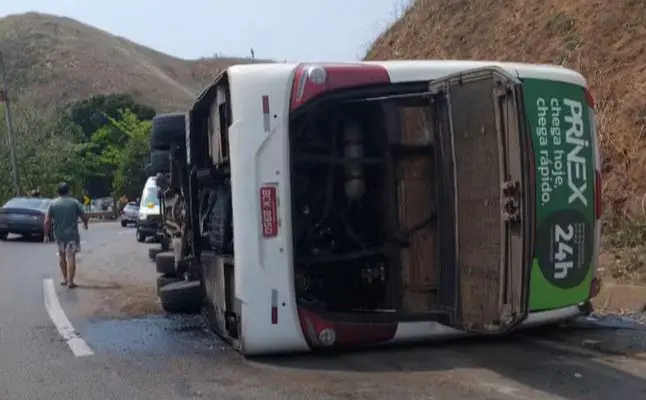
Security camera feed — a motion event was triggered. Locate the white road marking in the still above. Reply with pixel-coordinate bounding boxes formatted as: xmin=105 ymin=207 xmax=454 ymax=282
xmin=117 ymin=230 xmax=131 ymax=236
xmin=43 ymin=278 xmax=94 ymax=357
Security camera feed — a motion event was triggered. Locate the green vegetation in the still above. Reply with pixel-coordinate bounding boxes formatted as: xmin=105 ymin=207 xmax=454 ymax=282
xmin=0 ymin=11 xmax=269 ymax=205
xmin=0 ymin=93 xmax=154 ymax=204
xmin=80 ymin=108 xmax=153 ymax=200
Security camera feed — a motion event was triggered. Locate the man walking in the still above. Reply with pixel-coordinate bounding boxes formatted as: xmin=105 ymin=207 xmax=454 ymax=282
xmin=44 ymin=182 xmax=89 ymax=288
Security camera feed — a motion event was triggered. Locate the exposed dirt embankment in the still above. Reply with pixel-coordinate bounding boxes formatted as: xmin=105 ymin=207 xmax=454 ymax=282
xmin=366 ymin=0 xmax=646 ymax=281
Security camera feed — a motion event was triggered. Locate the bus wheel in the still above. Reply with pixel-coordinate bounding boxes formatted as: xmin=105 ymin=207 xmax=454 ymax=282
xmin=160 ymin=235 xmax=170 ymax=251
xmin=159 ymin=281 xmax=202 ymax=314
xmin=156 ymin=274 xmax=178 ymax=294
xmin=226 ymin=314 xmax=239 ymax=338
xmin=155 ymin=251 xmax=175 ymax=275
xmin=148 ymin=247 xmax=163 ymax=260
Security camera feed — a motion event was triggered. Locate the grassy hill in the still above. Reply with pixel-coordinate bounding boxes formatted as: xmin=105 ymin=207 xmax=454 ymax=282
xmin=0 ymin=12 xmax=266 ymax=112
xmin=366 ymin=0 xmax=646 ymax=278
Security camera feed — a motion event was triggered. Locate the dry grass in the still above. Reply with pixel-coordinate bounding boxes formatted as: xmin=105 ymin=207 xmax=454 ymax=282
xmin=0 ymin=12 xmax=268 ymax=112
xmin=366 ymin=0 xmax=646 ymax=281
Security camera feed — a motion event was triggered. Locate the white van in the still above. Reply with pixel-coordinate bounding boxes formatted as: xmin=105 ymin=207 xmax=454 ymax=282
xmin=156 ymin=60 xmax=602 ymax=355
xmin=136 ymin=176 xmax=161 ymax=242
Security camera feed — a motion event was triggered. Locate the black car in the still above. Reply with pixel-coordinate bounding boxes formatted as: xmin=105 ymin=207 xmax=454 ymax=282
xmin=0 ymin=197 xmax=53 ymax=241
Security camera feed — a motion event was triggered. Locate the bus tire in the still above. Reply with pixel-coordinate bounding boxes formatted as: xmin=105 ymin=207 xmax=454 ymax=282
xmin=148 ymin=247 xmax=163 ymax=260
xmin=155 ymin=251 xmax=175 ymax=275
xmin=150 ymin=150 xmax=170 ymax=174
xmin=156 ymin=274 xmax=178 ymax=294
xmin=159 ymin=281 xmax=202 ymax=314
xmin=150 ymin=113 xmax=186 ymax=150
xmin=160 ymin=235 xmax=170 ymax=251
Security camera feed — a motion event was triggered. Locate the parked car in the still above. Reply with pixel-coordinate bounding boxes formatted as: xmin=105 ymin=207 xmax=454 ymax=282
xmin=120 ymin=202 xmax=139 ymax=227
xmin=0 ymin=197 xmax=53 ymax=241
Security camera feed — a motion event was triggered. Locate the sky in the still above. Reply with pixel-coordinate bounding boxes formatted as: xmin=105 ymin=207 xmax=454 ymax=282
xmin=0 ymin=0 xmax=412 ymax=61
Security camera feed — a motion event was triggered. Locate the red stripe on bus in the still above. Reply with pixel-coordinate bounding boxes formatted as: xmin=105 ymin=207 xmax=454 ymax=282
xmin=262 ymin=95 xmax=270 ymax=114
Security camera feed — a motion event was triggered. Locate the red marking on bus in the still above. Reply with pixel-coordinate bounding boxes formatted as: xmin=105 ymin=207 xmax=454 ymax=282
xmin=262 ymin=95 xmax=270 ymax=114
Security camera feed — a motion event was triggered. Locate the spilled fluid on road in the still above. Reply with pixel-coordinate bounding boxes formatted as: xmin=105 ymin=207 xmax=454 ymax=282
xmin=80 ymin=314 xmax=229 ymax=356
xmin=78 ymin=311 xmax=646 ymax=361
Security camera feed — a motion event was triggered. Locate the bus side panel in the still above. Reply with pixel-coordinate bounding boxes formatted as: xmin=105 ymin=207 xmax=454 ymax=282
xmin=227 ymin=66 xmax=309 ymax=355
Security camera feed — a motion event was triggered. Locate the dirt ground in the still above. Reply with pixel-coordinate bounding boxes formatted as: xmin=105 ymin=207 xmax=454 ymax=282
xmin=593 ymin=281 xmax=646 ymax=315
xmin=594 ymin=249 xmax=646 ymax=314
xmin=66 ymin=224 xmax=163 ymax=320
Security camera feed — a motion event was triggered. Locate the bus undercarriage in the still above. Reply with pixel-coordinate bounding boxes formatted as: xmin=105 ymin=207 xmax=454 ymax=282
xmin=290 ymin=89 xmax=442 ymax=319
xmin=288 ymin=72 xmax=529 ymax=332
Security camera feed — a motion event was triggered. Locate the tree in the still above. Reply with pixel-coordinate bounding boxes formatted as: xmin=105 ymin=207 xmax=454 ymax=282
xmin=0 ymin=93 xmax=155 ymax=205
xmin=83 ymin=109 xmax=152 ymax=200
xmin=0 ymin=102 xmax=85 ymax=203
xmin=63 ymin=93 xmax=156 ymax=197
xmin=65 ymin=93 xmax=155 ymax=140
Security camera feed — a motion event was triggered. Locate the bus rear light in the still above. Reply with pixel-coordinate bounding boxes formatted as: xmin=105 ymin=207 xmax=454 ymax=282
xmin=318 ymin=328 xmax=336 ymax=347
xmin=595 ymin=170 xmax=602 ymax=220
xmin=305 ymin=65 xmax=327 ymax=85
xmin=587 ymin=86 xmax=601 ymax=221
xmin=584 ymin=87 xmax=595 ymax=110
xmin=297 ymin=307 xmax=397 ymax=348
xmin=271 ymin=307 xmax=278 ymax=325
xmin=271 ymin=288 xmax=278 ymax=324
xmin=289 ymin=63 xmax=390 ymax=110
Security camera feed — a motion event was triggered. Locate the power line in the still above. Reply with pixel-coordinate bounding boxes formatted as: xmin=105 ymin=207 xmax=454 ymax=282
xmin=0 ymin=50 xmax=21 ymax=196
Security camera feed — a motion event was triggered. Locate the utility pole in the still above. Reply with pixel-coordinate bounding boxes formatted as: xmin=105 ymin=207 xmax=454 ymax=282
xmin=0 ymin=50 xmax=21 ymax=196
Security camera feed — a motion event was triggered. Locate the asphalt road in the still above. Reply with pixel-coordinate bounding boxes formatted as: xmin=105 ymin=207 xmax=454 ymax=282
xmin=1 ymin=222 xmax=646 ymax=400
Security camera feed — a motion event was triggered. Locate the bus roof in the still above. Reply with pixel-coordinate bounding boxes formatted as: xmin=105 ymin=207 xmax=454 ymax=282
xmin=224 ymin=60 xmax=586 ymax=87
xmin=189 ymin=60 xmax=587 ymax=115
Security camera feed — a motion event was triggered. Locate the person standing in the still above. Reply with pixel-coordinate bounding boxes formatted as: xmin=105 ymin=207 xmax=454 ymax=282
xmin=44 ymin=182 xmax=89 ymax=288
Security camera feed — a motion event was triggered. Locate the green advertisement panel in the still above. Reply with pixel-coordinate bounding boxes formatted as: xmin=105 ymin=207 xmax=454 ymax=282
xmin=522 ymin=79 xmax=595 ymax=311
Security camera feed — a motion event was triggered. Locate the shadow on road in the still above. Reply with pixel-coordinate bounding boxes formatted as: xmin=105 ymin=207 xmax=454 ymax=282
xmin=74 ymin=283 xmax=123 ymax=290
xmin=531 ymin=323 xmax=646 ymax=361
xmin=250 ymin=331 xmax=646 ymax=399
xmin=1 ymin=234 xmax=44 ymax=243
